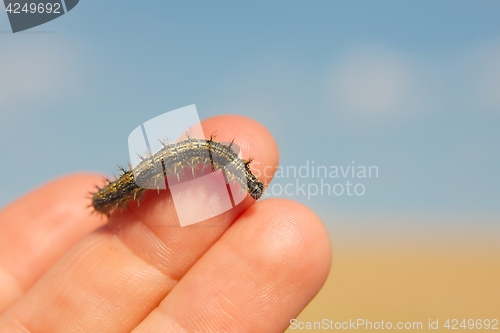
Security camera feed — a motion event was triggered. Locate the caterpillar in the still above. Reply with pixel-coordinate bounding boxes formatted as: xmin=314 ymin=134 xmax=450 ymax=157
xmin=91 ymin=135 xmax=264 ymax=215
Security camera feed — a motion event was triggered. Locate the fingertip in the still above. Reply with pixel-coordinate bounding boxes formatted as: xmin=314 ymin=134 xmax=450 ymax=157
xmin=201 ymin=115 xmax=280 ymax=185
xmin=242 ymin=198 xmax=332 ymax=291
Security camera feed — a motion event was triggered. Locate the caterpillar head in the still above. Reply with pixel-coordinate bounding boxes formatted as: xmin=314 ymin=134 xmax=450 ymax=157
xmin=248 ymin=179 xmax=264 ymax=200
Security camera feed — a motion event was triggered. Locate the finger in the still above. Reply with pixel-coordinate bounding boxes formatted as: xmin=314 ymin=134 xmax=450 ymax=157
xmin=0 ymin=173 xmax=107 ymax=312
xmin=133 ymin=199 xmax=332 ymax=333
xmin=0 ymin=115 xmax=279 ymax=332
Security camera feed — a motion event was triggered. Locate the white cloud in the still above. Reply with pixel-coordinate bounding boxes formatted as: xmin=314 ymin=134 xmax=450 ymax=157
xmin=326 ymin=45 xmax=419 ymax=122
xmin=0 ymin=36 xmax=81 ymax=114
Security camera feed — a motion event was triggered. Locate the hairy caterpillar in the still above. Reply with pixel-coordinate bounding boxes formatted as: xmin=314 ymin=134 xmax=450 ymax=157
xmin=91 ymin=135 xmax=264 ymax=215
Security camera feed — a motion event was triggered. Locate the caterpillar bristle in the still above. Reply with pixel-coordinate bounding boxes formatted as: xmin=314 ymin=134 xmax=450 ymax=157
xmin=159 ymin=139 xmax=169 ymax=148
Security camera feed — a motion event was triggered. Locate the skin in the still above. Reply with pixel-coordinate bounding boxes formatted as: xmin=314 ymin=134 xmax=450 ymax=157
xmin=0 ymin=115 xmax=331 ymax=333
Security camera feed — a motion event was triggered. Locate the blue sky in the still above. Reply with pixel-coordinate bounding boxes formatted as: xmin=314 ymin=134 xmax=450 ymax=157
xmin=1 ymin=1 xmax=499 ymax=226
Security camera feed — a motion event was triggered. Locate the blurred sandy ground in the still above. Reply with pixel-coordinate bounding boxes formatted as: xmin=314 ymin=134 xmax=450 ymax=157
xmin=286 ymin=215 xmax=500 ymax=332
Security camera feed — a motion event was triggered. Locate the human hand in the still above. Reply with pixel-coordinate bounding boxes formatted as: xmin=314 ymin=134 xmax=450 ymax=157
xmin=0 ymin=115 xmax=331 ymax=332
